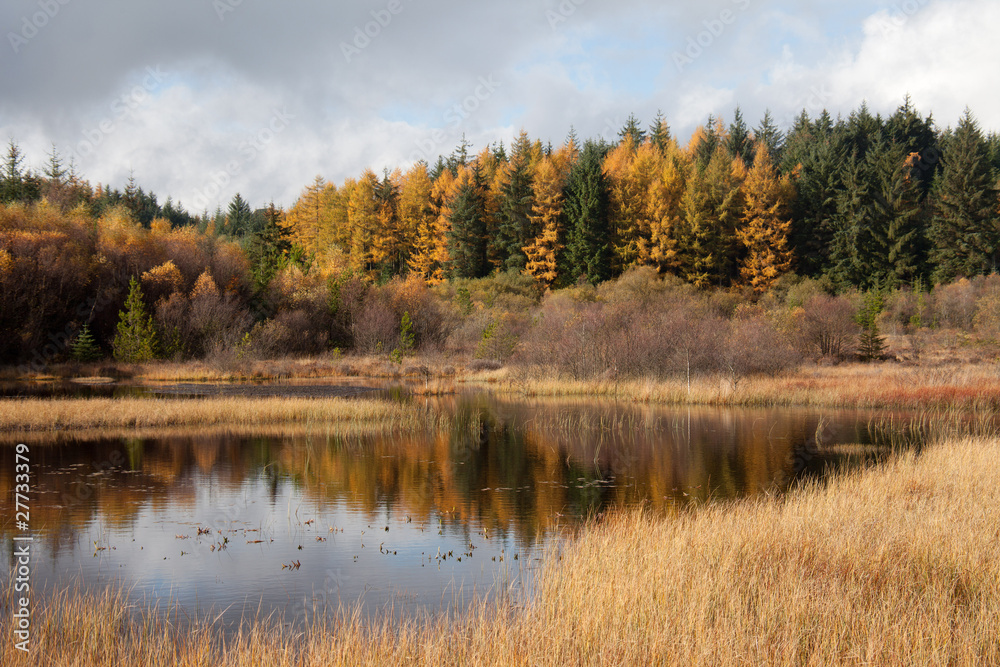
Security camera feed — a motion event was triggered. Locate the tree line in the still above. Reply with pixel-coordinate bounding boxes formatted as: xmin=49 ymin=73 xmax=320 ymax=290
xmin=284 ymin=98 xmax=1000 ymax=293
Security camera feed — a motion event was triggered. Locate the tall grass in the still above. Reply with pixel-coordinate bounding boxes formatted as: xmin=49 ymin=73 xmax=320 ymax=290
xmin=0 ymin=396 xmax=444 ymax=437
xmin=486 ymin=362 xmax=1000 ymax=410
xmin=3 ymin=434 xmax=998 ymax=665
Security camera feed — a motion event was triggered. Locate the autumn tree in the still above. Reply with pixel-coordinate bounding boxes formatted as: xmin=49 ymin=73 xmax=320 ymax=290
xmin=677 ymin=146 xmax=744 ymax=286
xmin=347 ymin=169 xmax=380 ymax=278
xmin=523 ymin=157 xmax=565 ymax=287
xmin=736 ymin=143 xmax=794 ymax=293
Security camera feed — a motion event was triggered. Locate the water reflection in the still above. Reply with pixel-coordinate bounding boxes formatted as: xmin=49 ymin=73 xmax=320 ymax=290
xmin=0 ymin=393 xmax=903 ymax=627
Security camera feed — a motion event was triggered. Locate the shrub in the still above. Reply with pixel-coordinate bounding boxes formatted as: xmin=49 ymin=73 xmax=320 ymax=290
xmin=796 ymin=294 xmax=859 ymax=360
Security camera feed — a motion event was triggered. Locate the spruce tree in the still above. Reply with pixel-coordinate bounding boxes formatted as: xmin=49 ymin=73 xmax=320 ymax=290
xmin=726 ymin=106 xmax=754 ymax=166
xmin=648 ymin=110 xmax=671 ymax=155
xmin=928 ymin=109 xmax=999 ymax=282
xmin=113 ymin=277 xmax=158 ymax=363
xmin=226 ymin=192 xmax=253 ymax=237
xmin=495 ymin=133 xmax=535 ymax=271
xmin=753 ymin=110 xmax=785 ymax=164
xmin=857 ymin=289 xmax=886 ymax=361
xmin=618 ymin=113 xmax=645 ymax=149
xmin=446 ymin=165 xmax=489 ymax=279
xmin=246 ymin=202 xmax=292 ymax=293
xmin=70 ymin=324 xmax=101 ymax=362
xmin=560 ymin=140 xmax=612 ymax=285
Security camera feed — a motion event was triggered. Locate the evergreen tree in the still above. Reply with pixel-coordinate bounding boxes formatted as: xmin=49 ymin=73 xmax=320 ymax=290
xmin=246 ymin=202 xmax=292 ymax=293
xmin=618 ymin=113 xmax=646 ymax=149
xmin=113 ymin=277 xmax=158 ymax=363
xmin=446 ymin=164 xmax=489 ymax=279
xmin=70 ymin=324 xmax=101 ymax=362
xmin=226 ymin=192 xmax=253 ymax=237
xmin=928 ymin=110 xmax=999 ymax=282
xmin=829 ymin=140 xmax=924 ymax=289
xmin=494 ymin=131 xmax=536 ymax=271
xmin=726 ymin=106 xmax=754 ymax=165
xmin=560 ymin=140 xmax=613 ymax=285
xmin=788 ymin=134 xmax=847 ymax=276
xmin=0 ymin=140 xmax=25 ymax=203
xmin=753 ymin=110 xmax=784 ymax=164
xmin=857 ymin=289 xmax=887 ymax=361
xmin=648 ymin=110 xmax=671 ymax=155
xmin=885 ymin=95 xmax=939 ymax=195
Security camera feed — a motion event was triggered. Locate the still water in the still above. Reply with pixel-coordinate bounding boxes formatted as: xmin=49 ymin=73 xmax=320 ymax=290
xmin=0 ymin=389 xmax=910 ymax=627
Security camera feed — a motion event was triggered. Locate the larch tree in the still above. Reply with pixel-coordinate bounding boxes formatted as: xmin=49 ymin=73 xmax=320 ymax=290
xmin=347 ymin=169 xmax=380 ymax=278
xmin=648 ymin=141 xmax=690 ymax=274
xmin=399 ymin=162 xmax=435 ymax=277
xmin=736 ymin=143 xmax=794 ymax=293
xmin=523 ymin=157 xmax=565 ymax=288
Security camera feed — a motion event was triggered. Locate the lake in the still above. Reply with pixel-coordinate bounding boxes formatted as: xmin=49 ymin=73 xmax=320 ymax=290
xmin=0 ymin=386 xmax=911 ymax=629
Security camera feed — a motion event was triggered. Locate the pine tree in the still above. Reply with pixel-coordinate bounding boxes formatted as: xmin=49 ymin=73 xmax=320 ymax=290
xmin=523 ymin=158 xmax=565 ymax=287
xmin=928 ymin=109 xmax=999 ymax=282
xmin=113 ymin=277 xmax=158 ymax=363
xmin=446 ymin=164 xmax=489 ymax=279
xmin=736 ymin=143 xmax=794 ymax=293
xmin=561 ymin=140 xmax=612 ymax=285
xmin=70 ymin=324 xmax=101 ymax=362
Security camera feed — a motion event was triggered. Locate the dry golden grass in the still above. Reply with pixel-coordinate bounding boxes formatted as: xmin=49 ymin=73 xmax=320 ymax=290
xmin=483 ymin=362 xmax=1000 ymax=410
xmin=3 ymin=435 xmax=998 ymax=666
xmin=0 ymin=396 xmax=441 ymax=438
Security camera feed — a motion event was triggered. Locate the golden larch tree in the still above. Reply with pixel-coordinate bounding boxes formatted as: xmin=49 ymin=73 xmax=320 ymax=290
xmin=736 ymin=142 xmax=794 ymax=293
xmin=523 ymin=157 xmax=565 ymax=287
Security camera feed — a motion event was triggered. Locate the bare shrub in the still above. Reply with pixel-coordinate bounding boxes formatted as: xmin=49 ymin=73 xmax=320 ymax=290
xmin=353 ymin=291 xmax=398 ymax=355
xmin=932 ymin=278 xmax=976 ymax=330
xmin=973 ymin=282 xmax=1000 ymax=343
xmin=796 ymin=294 xmax=860 ymax=360
xmin=721 ymin=315 xmax=800 ymax=388
xmin=467 ymin=359 xmax=503 ymax=372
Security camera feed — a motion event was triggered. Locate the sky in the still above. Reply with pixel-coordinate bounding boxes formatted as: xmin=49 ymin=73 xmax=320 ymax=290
xmin=2 ymin=0 xmax=999 ymax=213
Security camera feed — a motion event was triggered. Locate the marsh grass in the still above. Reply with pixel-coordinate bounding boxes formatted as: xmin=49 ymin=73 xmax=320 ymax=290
xmin=3 ymin=434 xmax=998 ymax=665
xmin=0 ymin=396 xmax=445 ymax=440
xmin=481 ymin=362 xmax=1000 ymax=410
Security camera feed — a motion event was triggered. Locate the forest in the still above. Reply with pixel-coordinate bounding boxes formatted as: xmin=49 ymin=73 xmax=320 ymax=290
xmin=3 ymin=97 xmax=1000 ymax=374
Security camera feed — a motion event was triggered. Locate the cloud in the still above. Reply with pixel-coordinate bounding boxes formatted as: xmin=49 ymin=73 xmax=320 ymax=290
xmin=0 ymin=0 xmax=996 ymax=211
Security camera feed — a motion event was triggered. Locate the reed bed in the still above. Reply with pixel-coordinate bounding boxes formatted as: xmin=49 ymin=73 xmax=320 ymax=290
xmin=3 ymin=434 xmax=998 ymax=665
xmin=0 ymin=396 xmax=441 ymax=436
xmin=486 ymin=362 xmax=1000 ymax=410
